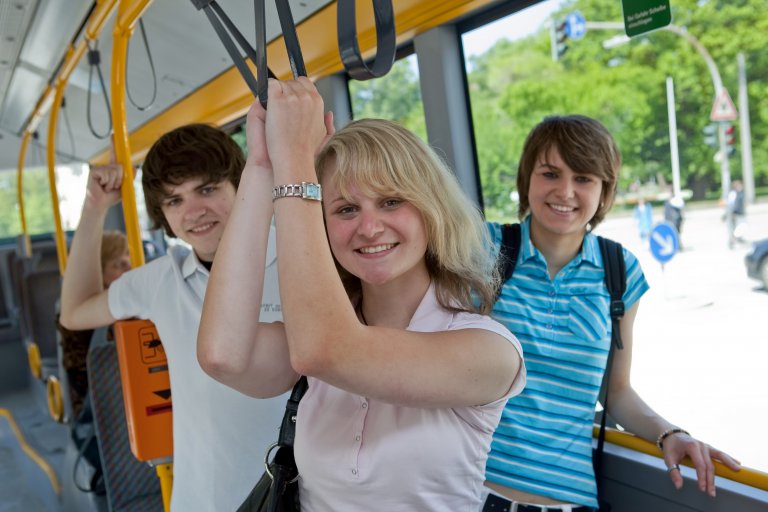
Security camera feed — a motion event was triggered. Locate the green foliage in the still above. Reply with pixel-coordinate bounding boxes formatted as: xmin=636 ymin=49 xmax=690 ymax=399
xmin=0 ymin=168 xmax=55 ymax=238
xmin=349 ymin=56 xmax=427 ymax=141
xmin=467 ymin=0 xmax=768 ymax=220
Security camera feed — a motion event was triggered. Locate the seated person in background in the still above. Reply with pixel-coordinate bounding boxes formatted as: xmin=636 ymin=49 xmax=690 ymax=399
xmin=56 ymin=229 xmax=130 ymax=419
xmin=60 ymin=124 xmax=286 ymax=511
xmin=484 ymin=115 xmax=741 ymax=512
xmin=197 ymin=77 xmax=526 ymax=511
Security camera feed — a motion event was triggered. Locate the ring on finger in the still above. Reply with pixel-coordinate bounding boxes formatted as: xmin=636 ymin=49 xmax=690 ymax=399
xmin=667 ymin=464 xmax=681 ymax=473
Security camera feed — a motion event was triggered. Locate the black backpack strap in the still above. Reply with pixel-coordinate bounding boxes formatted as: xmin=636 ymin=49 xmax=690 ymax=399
xmin=598 ymin=237 xmax=626 ymax=350
xmin=494 ymin=223 xmax=521 ymax=303
xmin=594 ymin=236 xmax=627 ymax=511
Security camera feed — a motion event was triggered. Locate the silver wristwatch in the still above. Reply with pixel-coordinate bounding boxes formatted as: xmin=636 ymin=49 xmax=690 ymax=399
xmin=272 ymin=182 xmax=322 ymax=202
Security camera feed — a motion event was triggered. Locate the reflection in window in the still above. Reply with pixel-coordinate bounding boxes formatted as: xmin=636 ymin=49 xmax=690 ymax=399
xmin=348 ymin=54 xmax=427 ymax=141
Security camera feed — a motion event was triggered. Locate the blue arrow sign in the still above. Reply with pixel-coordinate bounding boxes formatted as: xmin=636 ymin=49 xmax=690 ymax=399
xmin=649 ymin=222 xmax=679 ymax=264
xmin=565 ymin=11 xmax=587 ymax=40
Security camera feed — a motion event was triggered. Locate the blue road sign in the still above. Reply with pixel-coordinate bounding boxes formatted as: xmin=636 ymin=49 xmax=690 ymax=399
xmin=565 ymin=11 xmax=587 ymax=40
xmin=649 ymin=222 xmax=679 ymax=264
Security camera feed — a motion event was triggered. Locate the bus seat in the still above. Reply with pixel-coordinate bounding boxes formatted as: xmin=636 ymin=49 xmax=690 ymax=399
xmin=0 ymin=246 xmax=17 ymax=330
xmin=87 ymin=341 xmax=164 ymax=511
xmin=21 ymin=269 xmax=61 ymax=378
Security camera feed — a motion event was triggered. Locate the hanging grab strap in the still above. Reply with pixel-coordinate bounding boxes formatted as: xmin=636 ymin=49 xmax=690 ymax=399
xmin=86 ymin=41 xmax=113 ymax=140
xmin=337 ymin=0 xmax=396 ymax=80
xmin=191 ymin=0 xmax=305 ymax=107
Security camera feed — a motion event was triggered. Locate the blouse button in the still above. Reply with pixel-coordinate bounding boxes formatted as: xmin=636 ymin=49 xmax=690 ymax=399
xmin=352 ymin=469 xmax=358 ymax=475
xmin=361 ymin=402 xmax=368 ymax=409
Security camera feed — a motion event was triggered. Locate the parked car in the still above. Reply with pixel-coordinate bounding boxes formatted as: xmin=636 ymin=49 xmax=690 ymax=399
xmin=745 ymin=238 xmax=768 ymax=289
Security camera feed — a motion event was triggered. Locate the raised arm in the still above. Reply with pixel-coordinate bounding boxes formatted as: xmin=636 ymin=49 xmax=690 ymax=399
xmin=265 ymin=78 xmax=521 ymax=408
xmin=197 ymin=101 xmax=297 ymax=398
xmin=59 ymin=165 xmax=121 ymax=330
xmin=606 ymin=301 xmax=741 ymax=496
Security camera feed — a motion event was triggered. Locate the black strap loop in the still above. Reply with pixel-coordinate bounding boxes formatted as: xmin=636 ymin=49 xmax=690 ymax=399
xmin=126 ymin=18 xmax=158 ymax=112
xmin=337 ymin=0 xmax=396 ymax=80
xmin=86 ymin=41 xmax=113 ymax=140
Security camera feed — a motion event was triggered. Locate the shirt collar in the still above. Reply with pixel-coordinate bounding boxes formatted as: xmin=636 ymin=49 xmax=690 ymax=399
xmin=181 ymin=248 xmax=208 ymax=279
xmin=519 ymin=216 xmax=601 ymax=269
xmin=180 ymin=224 xmax=279 ymax=280
xmin=407 ymin=282 xmax=453 ymax=332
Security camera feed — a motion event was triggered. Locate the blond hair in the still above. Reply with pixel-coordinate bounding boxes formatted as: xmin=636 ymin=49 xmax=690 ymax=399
xmin=315 ymin=119 xmax=498 ymax=314
xmin=101 ymin=230 xmax=128 ymax=271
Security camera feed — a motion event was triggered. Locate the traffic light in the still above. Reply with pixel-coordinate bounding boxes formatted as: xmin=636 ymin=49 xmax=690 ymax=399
xmin=724 ymin=124 xmax=736 ymax=156
xmin=702 ymin=123 xmax=718 ymax=148
xmin=551 ymin=19 xmax=568 ymax=61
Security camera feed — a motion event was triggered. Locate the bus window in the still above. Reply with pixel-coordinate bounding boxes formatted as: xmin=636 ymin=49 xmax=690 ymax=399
xmin=462 ymin=0 xmax=768 ymax=472
xmin=348 ymin=54 xmax=427 ymax=141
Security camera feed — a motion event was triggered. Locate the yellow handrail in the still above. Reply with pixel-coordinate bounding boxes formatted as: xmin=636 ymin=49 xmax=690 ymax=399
xmin=593 ymin=426 xmax=768 ymax=491
xmin=16 ymin=131 xmax=32 ymax=256
xmin=16 ymin=0 xmax=118 ymax=262
xmin=111 ymin=0 xmax=154 ymax=269
xmin=0 ymin=408 xmax=61 ymax=494
xmin=46 ymin=64 xmax=71 ymax=275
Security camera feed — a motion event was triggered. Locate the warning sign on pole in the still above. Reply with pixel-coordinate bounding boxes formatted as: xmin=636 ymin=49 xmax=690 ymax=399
xmin=710 ymin=88 xmax=738 ymax=122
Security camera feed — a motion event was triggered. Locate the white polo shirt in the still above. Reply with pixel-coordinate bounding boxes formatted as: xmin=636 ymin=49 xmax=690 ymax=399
xmin=108 ymin=227 xmax=286 ymax=512
xmin=294 ymin=283 xmax=526 ymax=512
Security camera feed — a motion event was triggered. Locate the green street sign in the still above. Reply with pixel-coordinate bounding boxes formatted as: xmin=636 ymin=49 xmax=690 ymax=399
xmin=622 ymin=0 xmax=672 ymax=37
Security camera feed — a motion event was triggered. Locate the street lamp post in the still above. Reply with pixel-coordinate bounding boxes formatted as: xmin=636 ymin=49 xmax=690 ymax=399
xmin=589 ymin=21 xmax=737 ymax=200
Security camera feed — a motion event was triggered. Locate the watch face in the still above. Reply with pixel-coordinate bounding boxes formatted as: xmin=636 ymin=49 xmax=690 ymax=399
xmin=305 ymin=183 xmax=322 ymax=201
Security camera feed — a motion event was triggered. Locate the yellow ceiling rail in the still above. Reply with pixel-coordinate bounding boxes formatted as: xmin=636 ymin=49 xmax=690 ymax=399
xmin=86 ymin=0 xmax=120 ymax=39
xmin=593 ymin=426 xmax=768 ymax=491
xmin=111 ymin=0 xmax=153 ymax=268
xmin=91 ymin=0 xmax=498 ymax=165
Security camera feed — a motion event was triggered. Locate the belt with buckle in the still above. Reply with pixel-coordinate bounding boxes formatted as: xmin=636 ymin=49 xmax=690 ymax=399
xmin=482 ymin=493 xmax=593 ymax=512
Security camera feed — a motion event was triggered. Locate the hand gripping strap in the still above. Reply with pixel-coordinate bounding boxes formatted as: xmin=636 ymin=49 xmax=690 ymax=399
xmin=337 ymin=0 xmax=396 ymax=80
xmin=191 ymin=0 xmax=302 ymax=107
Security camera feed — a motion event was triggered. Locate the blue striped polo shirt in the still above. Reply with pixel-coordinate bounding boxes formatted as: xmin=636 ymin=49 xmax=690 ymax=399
xmin=485 ymin=217 xmax=649 ymax=508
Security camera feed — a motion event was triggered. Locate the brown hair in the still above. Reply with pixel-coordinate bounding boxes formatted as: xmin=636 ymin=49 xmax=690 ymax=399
xmin=100 ymin=230 xmax=128 ymax=270
xmin=315 ymin=119 xmax=498 ymax=315
xmin=517 ymin=115 xmax=621 ymax=228
xmin=141 ymin=124 xmax=244 ymax=237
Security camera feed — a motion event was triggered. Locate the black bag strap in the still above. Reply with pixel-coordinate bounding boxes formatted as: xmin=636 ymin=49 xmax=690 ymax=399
xmin=277 ymin=376 xmax=308 ymax=448
xmin=337 ymin=0 xmax=396 ymax=80
xmin=494 ymin=223 xmax=521 ymax=303
xmin=191 ymin=0 xmax=303 ymax=107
